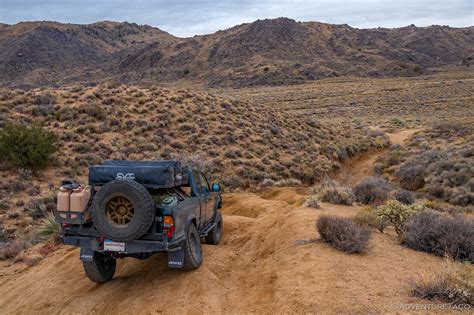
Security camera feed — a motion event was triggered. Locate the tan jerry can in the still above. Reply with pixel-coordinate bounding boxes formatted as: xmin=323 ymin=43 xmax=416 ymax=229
xmin=57 ymin=187 xmax=71 ymax=220
xmin=70 ymin=186 xmax=91 ymax=218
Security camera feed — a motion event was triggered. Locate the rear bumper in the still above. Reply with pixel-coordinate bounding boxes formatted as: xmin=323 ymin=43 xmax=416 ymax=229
xmin=62 ymin=234 xmax=185 ymax=260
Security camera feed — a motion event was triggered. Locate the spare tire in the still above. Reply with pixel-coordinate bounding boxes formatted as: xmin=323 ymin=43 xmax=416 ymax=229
xmin=91 ymin=180 xmax=154 ymax=242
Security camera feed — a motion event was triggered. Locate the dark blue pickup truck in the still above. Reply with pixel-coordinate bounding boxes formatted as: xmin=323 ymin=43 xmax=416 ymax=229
xmin=55 ymin=160 xmax=223 ymax=283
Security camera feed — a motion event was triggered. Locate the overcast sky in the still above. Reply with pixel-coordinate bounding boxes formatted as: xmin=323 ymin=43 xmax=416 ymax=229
xmin=0 ymin=0 xmax=472 ymax=37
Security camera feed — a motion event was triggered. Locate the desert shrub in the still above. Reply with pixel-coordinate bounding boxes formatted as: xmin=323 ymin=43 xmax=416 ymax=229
xmin=353 ymin=177 xmax=390 ymax=205
xmin=316 ymin=215 xmax=371 ymax=254
xmin=393 ymin=189 xmax=414 ymax=205
xmin=376 ymin=200 xmax=425 ymax=235
xmin=34 ymin=92 xmax=56 ymax=106
xmin=274 ymin=178 xmax=302 ymax=187
xmin=39 ymin=214 xmax=61 ymax=242
xmin=317 ymin=180 xmax=353 ymax=205
xmin=354 ymin=206 xmax=387 ymax=232
xmin=0 ymin=124 xmax=56 ymax=172
xmin=0 ymin=239 xmax=30 ymax=260
xmin=397 ymin=163 xmax=425 ymax=190
xmin=303 ymin=196 xmax=320 ymax=209
xmin=402 ymin=211 xmax=474 ymax=262
xmin=25 ymin=196 xmax=56 ymax=220
xmin=410 ymin=259 xmax=473 ymax=305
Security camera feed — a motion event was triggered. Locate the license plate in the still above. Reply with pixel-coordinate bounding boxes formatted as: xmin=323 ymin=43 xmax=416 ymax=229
xmin=104 ymin=240 xmax=125 ymax=252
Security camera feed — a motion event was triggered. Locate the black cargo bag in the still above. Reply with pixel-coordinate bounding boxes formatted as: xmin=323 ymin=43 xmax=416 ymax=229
xmin=88 ymin=160 xmax=188 ymax=188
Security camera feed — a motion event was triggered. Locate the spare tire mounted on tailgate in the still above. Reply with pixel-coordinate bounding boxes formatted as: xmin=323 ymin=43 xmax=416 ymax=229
xmin=92 ymin=180 xmax=154 ymax=241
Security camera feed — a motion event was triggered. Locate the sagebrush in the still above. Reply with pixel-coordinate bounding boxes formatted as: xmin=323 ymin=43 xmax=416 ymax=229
xmin=316 ymin=215 xmax=371 ymax=254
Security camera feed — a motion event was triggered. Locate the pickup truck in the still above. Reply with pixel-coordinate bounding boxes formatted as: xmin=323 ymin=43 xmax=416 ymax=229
xmin=55 ymin=160 xmax=223 ymax=283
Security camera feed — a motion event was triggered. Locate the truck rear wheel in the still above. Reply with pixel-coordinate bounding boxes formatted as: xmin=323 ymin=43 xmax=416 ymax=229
xmin=182 ymin=222 xmax=202 ymax=270
xmin=83 ymin=252 xmax=116 ymax=283
xmin=91 ymin=180 xmax=154 ymax=242
xmin=205 ymin=211 xmax=223 ymax=245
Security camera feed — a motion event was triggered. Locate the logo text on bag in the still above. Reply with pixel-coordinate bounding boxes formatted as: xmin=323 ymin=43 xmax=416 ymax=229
xmin=116 ymin=173 xmax=136 ymax=180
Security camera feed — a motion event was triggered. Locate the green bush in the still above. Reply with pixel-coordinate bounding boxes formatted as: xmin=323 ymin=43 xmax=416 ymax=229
xmin=0 ymin=124 xmax=56 ymax=172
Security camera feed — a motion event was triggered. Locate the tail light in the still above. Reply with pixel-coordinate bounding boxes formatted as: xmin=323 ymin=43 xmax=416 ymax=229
xmin=163 ymin=216 xmax=175 ymax=238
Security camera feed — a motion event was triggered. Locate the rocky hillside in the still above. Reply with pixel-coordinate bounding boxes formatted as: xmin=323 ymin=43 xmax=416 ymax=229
xmin=0 ymin=18 xmax=472 ymax=88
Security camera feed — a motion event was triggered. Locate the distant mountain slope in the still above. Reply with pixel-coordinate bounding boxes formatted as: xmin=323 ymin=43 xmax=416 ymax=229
xmin=0 ymin=21 xmax=177 ymax=86
xmin=0 ymin=18 xmax=472 ymax=87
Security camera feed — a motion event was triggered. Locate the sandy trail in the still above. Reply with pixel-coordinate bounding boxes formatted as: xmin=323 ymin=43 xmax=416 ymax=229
xmin=336 ymin=128 xmax=421 ymax=186
xmin=1 ymin=129 xmax=447 ymax=314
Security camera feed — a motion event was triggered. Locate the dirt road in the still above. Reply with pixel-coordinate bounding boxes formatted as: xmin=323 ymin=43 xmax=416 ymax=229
xmin=1 ymin=129 xmax=446 ymax=314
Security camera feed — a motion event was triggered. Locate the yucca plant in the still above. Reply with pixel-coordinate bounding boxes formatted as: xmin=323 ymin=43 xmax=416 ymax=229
xmin=39 ymin=213 xmax=61 ymax=242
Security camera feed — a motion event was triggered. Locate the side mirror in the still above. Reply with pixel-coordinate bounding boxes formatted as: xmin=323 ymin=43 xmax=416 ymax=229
xmin=212 ymin=182 xmax=220 ymax=192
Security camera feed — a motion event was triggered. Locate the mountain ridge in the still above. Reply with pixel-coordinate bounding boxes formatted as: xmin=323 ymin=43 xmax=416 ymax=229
xmin=0 ymin=17 xmax=472 ymax=88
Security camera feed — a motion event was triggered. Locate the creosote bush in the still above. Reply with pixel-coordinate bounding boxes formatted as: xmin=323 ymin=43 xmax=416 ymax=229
xmin=353 ymin=176 xmax=390 ymax=205
xmin=402 ymin=210 xmax=473 ymax=262
xmin=0 ymin=124 xmax=56 ymax=172
xmin=316 ymin=215 xmax=371 ymax=254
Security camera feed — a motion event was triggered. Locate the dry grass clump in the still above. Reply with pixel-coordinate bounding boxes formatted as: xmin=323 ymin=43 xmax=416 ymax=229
xmin=316 ymin=215 xmax=371 ymax=254
xmin=303 ymin=196 xmax=321 ymax=209
xmin=354 ymin=206 xmax=387 ymax=232
xmin=411 ymin=259 xmax=473 ymax=306
xmin=402 ymin=210 xmax=473 ymax=262
xmin=353 ymin=177 xmax=391 ymax=205
xmin=316 ymin=179 xmax=353 ymax=205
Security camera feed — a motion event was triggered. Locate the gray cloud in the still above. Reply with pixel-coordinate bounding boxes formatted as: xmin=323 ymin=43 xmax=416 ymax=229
xmin=0 ymin=0 xmax=472 ymax=37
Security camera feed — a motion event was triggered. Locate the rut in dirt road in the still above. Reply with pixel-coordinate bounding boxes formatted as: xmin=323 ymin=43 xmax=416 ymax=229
xmin=1 ymin=129 xmax=445 ymax=314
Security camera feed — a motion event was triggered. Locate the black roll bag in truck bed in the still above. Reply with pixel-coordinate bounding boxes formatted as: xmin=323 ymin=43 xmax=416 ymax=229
xmin=88 ymin=160 xmax=189 ymax=188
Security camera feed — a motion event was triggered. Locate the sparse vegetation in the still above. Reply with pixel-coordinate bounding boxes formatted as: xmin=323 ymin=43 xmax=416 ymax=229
xmin=316 ymin=215 xmax=371 ymax=254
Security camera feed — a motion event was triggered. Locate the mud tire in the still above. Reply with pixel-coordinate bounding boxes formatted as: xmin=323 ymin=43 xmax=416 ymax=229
xmin=83 ymin=252 xmax=116 ymax=283
xmin=182 ymin=222 xmax=203 ymax=270
xmin=205 ymin=211 xmax=223 ymax=245
xmin=92 ymin=180 xmax=154 ymax=242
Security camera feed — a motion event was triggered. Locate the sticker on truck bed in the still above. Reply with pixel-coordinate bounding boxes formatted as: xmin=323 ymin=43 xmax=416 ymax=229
xmin=104 ymin=240 xmax=126 ymax=252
